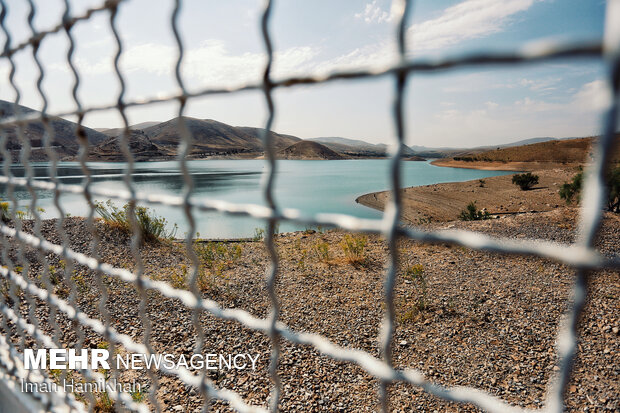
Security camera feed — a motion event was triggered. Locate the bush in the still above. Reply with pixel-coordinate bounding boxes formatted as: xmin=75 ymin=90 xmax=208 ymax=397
xmin=559 ymin=171 xmax=583 ymax=204
xmin=312 ymin=240 xmax=330 ymax=263
xmin=560 ymin=167 xmax=620 ymax=212
xmin=94 ymin=200 xmax=177 ymax=243
xmin=512 ymin=172 xmax=539 ymax=190
xmin=459 ymin=202 xmax=491 ymax=221
xmin=195 ymin=242 xmax=242 ymax=291
xmin=0 ymin=201 xmax=9 ymax=222
xmin=340 ymin=234 xmax=368 ymax=266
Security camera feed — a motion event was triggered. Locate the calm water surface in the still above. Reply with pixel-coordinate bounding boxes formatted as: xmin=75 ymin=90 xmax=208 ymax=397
xmin=3 ymin=160 xmax=513 ymax=238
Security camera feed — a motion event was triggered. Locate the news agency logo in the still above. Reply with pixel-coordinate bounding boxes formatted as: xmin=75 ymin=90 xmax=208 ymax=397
xmin=23 ymin=349 xmax=260 ymax=371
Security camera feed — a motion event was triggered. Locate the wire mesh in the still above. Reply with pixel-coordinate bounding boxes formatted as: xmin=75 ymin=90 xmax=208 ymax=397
xmin=0 ymin=0 xmax=618 ymax=412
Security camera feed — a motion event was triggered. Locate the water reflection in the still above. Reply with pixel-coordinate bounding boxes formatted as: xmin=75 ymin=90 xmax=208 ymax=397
xmin=1 ymin=160 xmax=512 ymax=238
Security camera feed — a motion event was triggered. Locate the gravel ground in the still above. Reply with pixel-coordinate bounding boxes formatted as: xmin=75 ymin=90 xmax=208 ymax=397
xmin=0 ymin=207 xmax=618 ymax=412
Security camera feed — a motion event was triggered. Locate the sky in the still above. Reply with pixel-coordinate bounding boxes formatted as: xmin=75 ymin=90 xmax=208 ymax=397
xmin=0 ymin=0 xmax=611 ymax=148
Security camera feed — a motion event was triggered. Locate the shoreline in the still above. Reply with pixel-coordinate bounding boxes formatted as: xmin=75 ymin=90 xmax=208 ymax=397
xmin=429 ymin=159 xmax=580 ymax=171
xmin=357 ymin=162 xmax=580 ymax=223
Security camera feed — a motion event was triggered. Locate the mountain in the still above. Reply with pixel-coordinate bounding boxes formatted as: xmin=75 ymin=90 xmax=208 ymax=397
xmin=140 ymin=117 xmax=264 ymax=156
xmin=88 ymin=130 xmax=163 ymax=161
xmin=309 ymin=137 xmax=417 ymax=157
xmin=435 ymin=135 xmax=620 ymax=167
xmin=276 ymin=141 xmax=345 ymax=160
xmin=408 ymin=137 xmax=564 ymax=158
xmin=98 ymin=121 xmax=169 ymax=138
xmin=0 ymin=100 xmax=108 ymax=161
xmin=130 ymin=121 xmax=160 ymax=130
xmin=235 ymin=127 xmax=301 ymax=149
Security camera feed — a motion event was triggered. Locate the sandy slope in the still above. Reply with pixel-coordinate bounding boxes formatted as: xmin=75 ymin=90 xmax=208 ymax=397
xmin=429 ymin=159 xmax=578 ymax=171
xmin=356 ymin=167 xmax=578 ymax=223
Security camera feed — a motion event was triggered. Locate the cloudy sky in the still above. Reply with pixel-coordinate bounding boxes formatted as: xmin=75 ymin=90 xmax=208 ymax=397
xmin=0 ymin=0 xmax=609 ymax=147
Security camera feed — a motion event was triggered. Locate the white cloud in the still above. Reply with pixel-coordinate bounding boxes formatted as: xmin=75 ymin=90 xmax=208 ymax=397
xmin=514 ymin=96 xmax=561 ymax=112
xmin=571 ymin=79 xmax=611 ymax=112
xmin=414 ymin=77 xmax=605 ymax=147
xmin=435 ymin=109 xmax=461 ymax=120
xmin=355 ymin=1 xmax=394 ymax=24
xmin=46 ymin=0 xmax=540 ymax=89
xmin=408 ymin=0 xmax=534 ymax=51
xmin=514 ymin=79 xmax=610 ymax=114
xmin=518 ymin=77 xmax=560 ymax=92
xmin=312 ymin=42 xmax=397 ymax=74
xmin=51 ymin=40 xmax=320 ymax=87
xmin=327 ymin=0 xmax=536 ymax=74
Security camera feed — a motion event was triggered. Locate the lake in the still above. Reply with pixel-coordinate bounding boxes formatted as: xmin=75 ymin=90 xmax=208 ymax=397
xmin=2 ymin=160 xmax=513 ymax=238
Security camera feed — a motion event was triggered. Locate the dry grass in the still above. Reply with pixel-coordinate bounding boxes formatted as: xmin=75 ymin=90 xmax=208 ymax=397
xmin=455 ymin=135 xmax=620 ymax=164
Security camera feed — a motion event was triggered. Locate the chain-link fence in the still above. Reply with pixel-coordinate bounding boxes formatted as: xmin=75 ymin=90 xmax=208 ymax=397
xmin=0 ymin=0 xmax=618 ymax=412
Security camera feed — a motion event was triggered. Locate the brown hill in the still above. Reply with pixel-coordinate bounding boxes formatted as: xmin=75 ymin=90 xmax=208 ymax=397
xmin=88 ymin=130 xmax=163 ymax=161
xmin=433 ymin=136 xmax=620 ymax=170
xmin=139 ymin=117 xmax=301 ymax=157
xmin=310 ymin=137 xmax=418 ymax=158
xmin=142 ymin=117 xmax=261 ymax=156
xmin=236 ymin=127 xmax=301 ymax=149
xmin=277 ymin=141 xmax=345 ymax=160
xmin=405 ymin=155 xmax=427 ymax=161
xmin=0 ymin=100 xmax=108 ymax=161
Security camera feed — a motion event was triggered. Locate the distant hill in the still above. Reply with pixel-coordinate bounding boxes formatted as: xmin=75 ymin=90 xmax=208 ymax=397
xmin=6 ymin=99 xmax=604 ymax=163
xmin=130 ymin=121 xmax=160 ymax=130
xmin=434 ymin=135 xmax=620 ymax=169
xmin=88 ymin=130 xmax=162 ymax=161
xmin=309 ymin=137 xmax=417 ymax=157
xmin=408 ymin=137 xmax=565 ymax=158
xmin=97 ymin=122 xmax=161 ymax=136
xmin=0 ymin=100 xmax=108 ymax=161
xmin=141 ymin=117 xmax=264 ymax=156
xmin=277 ymin=141 xmax=345 ymax=160
xmin=453 ymin=137 xmax=594 ymax=163
xmin=235 ymin=127 xmax=301 ymax=149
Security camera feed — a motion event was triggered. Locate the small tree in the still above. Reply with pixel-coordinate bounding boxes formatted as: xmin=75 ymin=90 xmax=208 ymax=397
xmin=559 ymin=171 xmax=583 ymax=204
xmin=512 ymin=172 xmax=539 ymax=190
xmin=608 ymin=167 xmax=620 ymax=212
xmin=459 ymin=201 xmax=491 ymax=221
xmin=559 ymin=167 xmax=620 ymax=213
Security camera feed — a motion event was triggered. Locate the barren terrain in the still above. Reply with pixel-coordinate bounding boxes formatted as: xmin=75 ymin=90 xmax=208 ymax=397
xmin=1 ymin=210 xmax=618 ymax=412
xmin=357 ymin=168 xmax=577 ymax=223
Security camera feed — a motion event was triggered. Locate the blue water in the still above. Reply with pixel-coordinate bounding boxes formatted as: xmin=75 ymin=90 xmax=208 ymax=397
xmin=3 ymin=160 xmax=513 ymax=238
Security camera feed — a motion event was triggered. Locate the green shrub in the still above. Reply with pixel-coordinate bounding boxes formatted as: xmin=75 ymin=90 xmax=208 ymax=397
xmin=94 ymin=200 xmax=177 ymax=243
xmin=511 ymin=172 xmax=539 ymax=190
xmin=609 ymin=167 xmax=620 ymax=212
xmin=253 ymin=227 xmax=265 ymax=241
xmin=195 ymin=242 xmax=242 ymax=291
xmin=312 ymin=240 xmax=330 ymax=263
xmin=404 ymin=264 xmax=424 ymax=281
xmin=559 ymin=171 xmax=583 ymax=204
xmin=459 ymin=202 xmax=491 ymax=221
xmin=560 ymin=167 xmax=620 ymax=212
xmin=340 ymin=234 xmax=368 ymax=266
xmin=0 ymin=201 xmax=9 ymax=222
